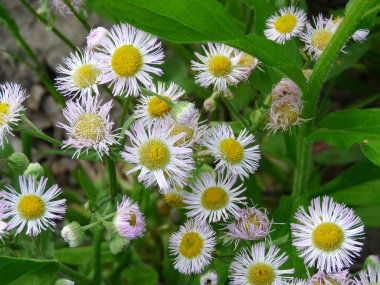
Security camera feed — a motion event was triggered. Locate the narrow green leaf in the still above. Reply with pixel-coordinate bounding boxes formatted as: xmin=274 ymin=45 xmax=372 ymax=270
xmin=73 ymin=167 xmax=98 ymax=201
xmin=0 ymin=256 xmax=59 ymax=285
xmin=309 ymin=109 xmax=380 ymax=166
xmin=242 ymin=0 xmax=276 ymax=35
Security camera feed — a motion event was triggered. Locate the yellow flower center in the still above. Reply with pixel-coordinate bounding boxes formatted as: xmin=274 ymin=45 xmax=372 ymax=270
xmin=165 ymin=192 xmax=186 ymax=208
xmin=0 ymin=102 xmax=10 ymax=124
xmin=17 ymin=195 xmax=45 ymax=220
xmin=240 ymin=213 xmax=262 ymax=232
xmin=274 ymin=14 xmax=297 ymax=34
xmin=179 ymin=232 xmax=204 ymax=258
xmin=311 ymin=29 xmax=334 ymax=51
xmin=111 ymin=45 xmax=143 ymax=77
xmin=312 ymin=222 xmax=344 ymax=252
xmin=74 ymin=113 xmax=105 ymax=142
xmin=219 ymin=138 xmax=244 ymax=164
xmin=170 ymin=125 xmax=195 ymax=145
xmin=128 ymin=213 xmax=136 ymax=226
xmin=208 ymin=55 xmax=231 ymax=77
xmin=72 ymin=64 xmax=101 ymax=89
xmin=147 ymin=96 xmax=172 ymax=118
xmin=275 ymin=103 xmax=299 ymax=125
xmin=139 ymin=139 xmax=170 ymax=170
xmin=201 ymin=186 xmax=228 ymax=211
xmin=238 ymin=53 xmax=256 ymax=68
xmin=247 ymin=263 xmax=276 ymax=285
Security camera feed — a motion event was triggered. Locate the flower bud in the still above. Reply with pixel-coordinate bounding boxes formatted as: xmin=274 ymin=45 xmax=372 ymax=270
xmin=352 ymin=29 xmax=369 ymax=42
xmin=223 ymin=89 xmax=233 ymax=99
xmin=55 ymin=278 xmax=74 ymax=285
xmin=271 ymin=78 xmax=301 ymax=100
xmin=303 ymin=69 xmax=313 ymax=81
xmin=24 ymin=162 xmax=44 ymax=179
xmin=87 ymin=27 xmax=108 ymax=51
xmin=7 ymin=153 xmax=29 ymax=175
xmin=61 ymin=222 xmax=85 ymax=248
xmin=203 ymin=98 xmax=216 ymax=112
xmin=170 ymin=101 xmax=197 ymax=126
xmin=237 ymin=53 xmax=259 ymax=75
xmin=109 ymin=235 xmax=130 ymax=255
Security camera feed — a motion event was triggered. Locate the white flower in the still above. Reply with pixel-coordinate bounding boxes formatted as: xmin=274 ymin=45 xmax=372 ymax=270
xmin=229 ymin=242 xmax=294 ymax=285
xmin=291 ymin=196 xmax=365 ymax=273
xmin=236 ymin=53 xmax=260 ymax=76
xmin=266 ymin=95 xmax=304 ymax=133
xmin=308 ymin=270 xmax=351 ymax=285
xmin=121 ymin=120 xmax=194 ymax=191
xmin=165 ymin=112 xmax=207 ymax=147
xmin=52 ymin=0 xmax=82 ymax=17
xmin=95 ymin=23 xmax=164 ymax=97
xmin=202 ymin=123 xmax=260 ymax=179
xmin=169 ymin=220 xmax=216 ymax=275
xmin=264 ymin=6 xmax=307 ymax=44
xmin=87 ymin=27 xmax=108 ymax=51
xmin=134 ymin=82 xmax=184 ymax=126
xmin=0 ymin=83 xmax=28 ymax=148
xmin=114 ymin=196 xmax=146 ymax=240
xmin=353 ymin=265 xmax=380 ymax=285
xmin=352 ymin=29 xmax=369 ymax=42
xmin=183 ymin=172 xmax=246 ymax=223
xmin=200 ymin=270 xmax=218 ymax=285
xmin=224 ymin=206 xmax=272 ymax=245
xmin=57 ymin=94 xmax=119 ymax=159
xmin=191 ymin=43 xmax=249 ymax=92
xmin=0 ymin=175 xmax=66 ymax=236
xmin=55 ymin=48 xmax=102 ymax=98
xmin=301 ymin=14 xmax=340 ymax=60
xmin=0 ymin=203 xmax=8 ymax=242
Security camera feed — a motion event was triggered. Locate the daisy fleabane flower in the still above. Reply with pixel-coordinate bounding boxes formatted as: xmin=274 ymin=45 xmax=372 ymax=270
xmin=224 ymin=206 xmax=272 ymax=245
xmin=301 ymin=14 xmax=340 ymax=60
xmin=264 ymin=6 xmax=307 ymax=44
xmin=183 ymin=172 xmax=246 ymax=223
xmin=169 ymin=220 xmax=216 ymax=275
xmin=121 ymin=120 xmax=194 ymax=191
xmin=229 ymin=242 xmax=294 ymax=285
xmin=191 ymin=43 xmax=249 ymax=92
xmin=291 ymin=196 xmax=365 ymax=273
xmin=95 ymin=23 xmax=164 ymax=97
xmin=353 ymin=265 xmax=380 ymax=285
xmin=308 ymin=270 xmax=351 ymax=285
xmin=134 ymin=82 xmax=184 ymax=126
xmin=114 ymin=196 xmax=146 ymax=240
xmin=87 ymin=27 xmax=108 ymax=51
xmin=333 ymin=17 xmax=370 ymax=43
xmin=202 ymin=123 xmax=261 ymax=179
xmin=200 ymin=270 xmax=218 ymax=285
xmin=57 ymin=94 xmax=119 ymax=159
xmin=0 ymin=83 xmax=28 ymax=148
xmin=55 ymin=48 xmax=102 ymax=98
xmin=0 ymin=175 xmax=66 ymax=236
xmin=52 ymin=0 xmax=82 ymax=17
xmin=0 ymin=204 xmax=8 ymax=242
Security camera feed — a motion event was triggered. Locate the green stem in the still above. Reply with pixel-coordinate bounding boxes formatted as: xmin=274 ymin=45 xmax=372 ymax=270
xmin=106 ymin=157 xmax=117 ymax=197
xmin=60 ymin=263 xmax=89 ymax=282
xmin=118 ymin=97 xmax=131 ymax=128
xmin=117 ymin=114 xmax=136 ymax=151
xmin=92 ymin=227 xmax=103 ymax=284
xmin=140 ymin=87 xmax=174 ymax=107
xmin=20 ymin=117 xmax=62 ymax=146
xmin=19 ymin=0 xmax=77 ymax=51
xmin=221 ymin=97 xmax=251 ymax=130
xmin=63 ymin=0 xmax=91 ymax=32
xmin=82 ymin=212 xmax=116 ymax=231
xmin=32 ymin=236 xmax=44 ymax=258
xmin=292 ymin=0 xmax=367 ymax=198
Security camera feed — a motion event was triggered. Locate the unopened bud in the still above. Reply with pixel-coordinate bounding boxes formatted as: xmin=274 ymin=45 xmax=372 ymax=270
xmin=8 ymin=153 xmax=29 ymax=175
xmin=87 ymin=27 xmax=108 ymax=51
xmin=203 ymin=98 xmax=216 ymax=112
xmin=109 ymin=236 xmax=129 ymax=255
xmin=61 ymin=222 xmax=85 ymax=248
xmin=24 ymin=162 xmax=44 ymax=179
xmin=303 ymin=69 xmax=313 ymax=81
xmin=171 ymin=101 xmax=197 ymax=126
xmin=55 ymin=278 xmax=74 ymax=285
xmin=223 ymin=89 xmax=233 ymax=99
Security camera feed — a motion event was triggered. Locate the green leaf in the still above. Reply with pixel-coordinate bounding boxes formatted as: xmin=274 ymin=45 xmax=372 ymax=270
xmin=0 ymin=256 xmax=59 ymax=285
xmin=86 ymin=0 xmax=241 ymax=42
xmin=73 ymin=167 xmax=99 ymax=201
xmin=122 ymin=249 xmax=158 ymax=285
xmin=242 ymin=0 xmax=276 ymax=35
xmin=355 ymin=205 xmax=380 ymax=227
xmin=309 ymin=109 xmax=380 ymax=166
xmin=226 ymin=34 xmax=306 ymax=91
xmin=310 ymin=160 xmax=380 ymax=206
xmin=55 ymin=243 xmax=113 ymax=265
